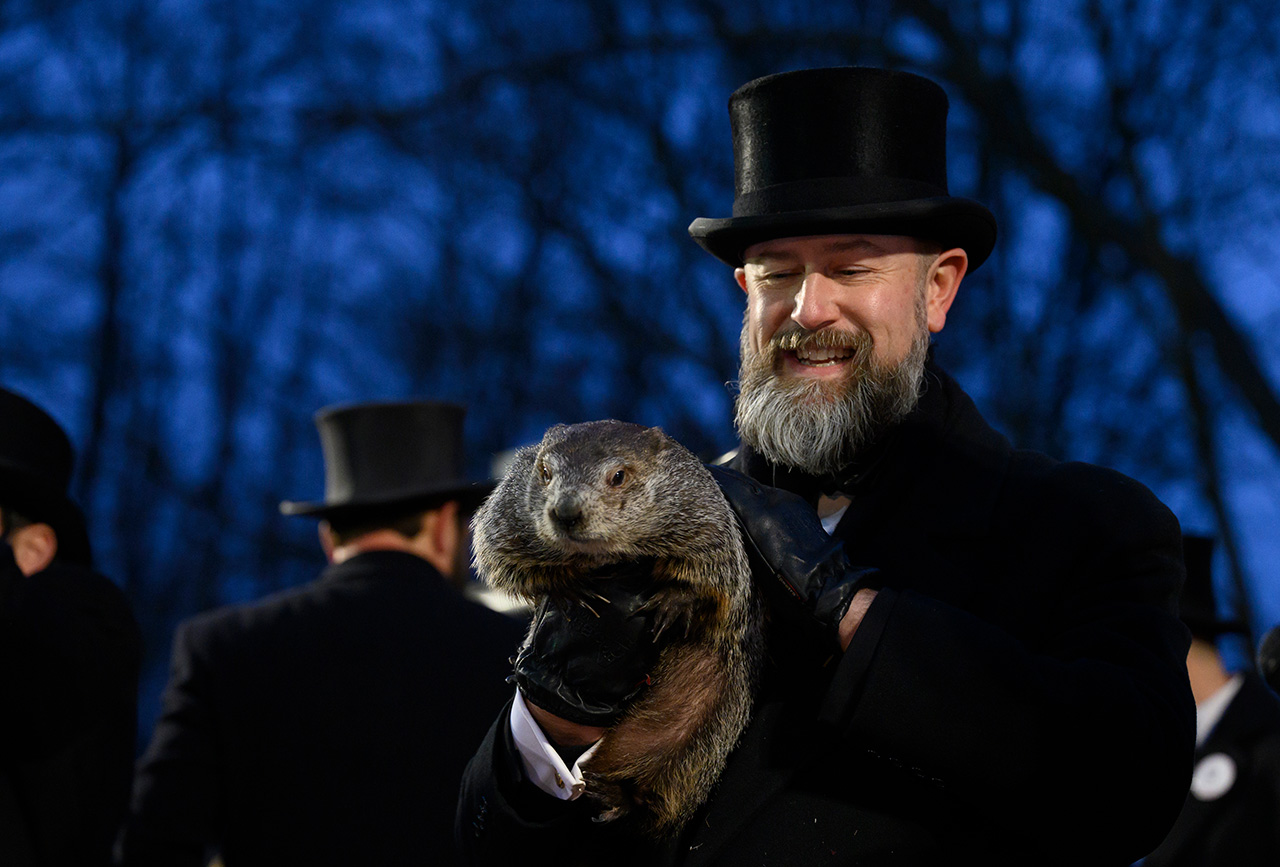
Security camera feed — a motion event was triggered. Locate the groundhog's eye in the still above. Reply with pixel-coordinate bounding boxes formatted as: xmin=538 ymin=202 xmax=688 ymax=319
xmin=609 ymin=469 xmax=626 ymax=487
xmin=539 ymin=462 xmax=552 ymax=484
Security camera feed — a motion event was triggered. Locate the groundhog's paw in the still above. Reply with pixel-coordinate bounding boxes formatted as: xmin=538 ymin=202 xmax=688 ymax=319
xmin=587 ymin=777 xmax=635 ymax=823
xmin=591 ymin=805 xmax=626 ymax=824
xmin=643 ymin=585 xmax=716 ymax=643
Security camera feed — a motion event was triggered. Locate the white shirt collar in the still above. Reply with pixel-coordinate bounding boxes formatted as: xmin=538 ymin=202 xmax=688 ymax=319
xmin=1195 ymin=673 xmax=1244 ymax=747
xmin=820 ymin=503 xmax=849 ymax=535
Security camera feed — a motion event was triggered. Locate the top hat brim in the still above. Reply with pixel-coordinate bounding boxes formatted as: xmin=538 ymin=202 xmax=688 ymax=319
xmin=688 ymin=196 xmax=997 ymax=271
xmin=1178 ymin=533 xmax=1244 ymax=640
xmin=1185 ymin=614 xmax=1250 ymax=640
xmin=279 ymin=479 xmax=496 ymax=520
xmin=0 ymin=463 xmax=93 ymax=566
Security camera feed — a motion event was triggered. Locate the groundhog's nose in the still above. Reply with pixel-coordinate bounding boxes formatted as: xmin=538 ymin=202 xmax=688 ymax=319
xmin=549 ymin=496 xmax=584 ymax=531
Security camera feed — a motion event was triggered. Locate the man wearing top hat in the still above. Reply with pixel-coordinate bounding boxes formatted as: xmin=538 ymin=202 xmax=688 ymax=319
xmin=1142 ymin=535 xmax=1280 ymax=866
xmin=456 ymin=68 xmax=1195 ymax=865
xmin=0 ymin=386 xmax=142 ymax=867
xmin=117 ymin=401 xmax=526 ymax=867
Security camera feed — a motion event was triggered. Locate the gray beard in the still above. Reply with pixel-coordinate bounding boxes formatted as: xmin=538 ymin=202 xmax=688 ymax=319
xmin=734 ymin=316 xmax=930 ymax=477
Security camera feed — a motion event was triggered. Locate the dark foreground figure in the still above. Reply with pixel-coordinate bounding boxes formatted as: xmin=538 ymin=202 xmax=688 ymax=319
xmin=0 ymin=386 xmax=142 ymax=867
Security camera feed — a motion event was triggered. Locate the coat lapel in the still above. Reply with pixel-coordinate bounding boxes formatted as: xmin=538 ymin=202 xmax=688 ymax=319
xmin=835 ymin=364 xmax=1012 ymax=604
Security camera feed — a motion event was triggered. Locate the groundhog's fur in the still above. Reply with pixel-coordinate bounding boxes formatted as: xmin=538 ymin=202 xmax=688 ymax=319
xmin=472 ymin=420 xmax=762 ymax=837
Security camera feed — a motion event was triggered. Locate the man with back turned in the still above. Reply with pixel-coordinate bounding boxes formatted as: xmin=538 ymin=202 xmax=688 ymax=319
xmin=120 ymin=401 xmax=525 ymax=866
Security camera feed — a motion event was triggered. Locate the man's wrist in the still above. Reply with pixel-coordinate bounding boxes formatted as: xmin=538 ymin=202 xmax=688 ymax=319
xmin=838 ymin=588 xmax=878 ymax=651
xmin=510 ymin=691 xmax=602 ymax=802
xmin=523 ymin=693 xmax=608 ymax=747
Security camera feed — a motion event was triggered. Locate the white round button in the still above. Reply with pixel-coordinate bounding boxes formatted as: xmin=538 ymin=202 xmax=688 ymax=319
xmin=1190 ymin=752 xmax=1236 ymax=801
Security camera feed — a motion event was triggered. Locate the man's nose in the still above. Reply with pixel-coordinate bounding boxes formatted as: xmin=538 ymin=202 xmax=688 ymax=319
xmin=791 ymin=272 xmax=840 ymax=331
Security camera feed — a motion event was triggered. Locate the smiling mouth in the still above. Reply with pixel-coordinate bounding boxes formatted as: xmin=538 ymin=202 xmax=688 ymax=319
xmin=789 ymin=345 xmax=854 ymax=367
xmin=771 ymin=329 xmax=864 ymax=373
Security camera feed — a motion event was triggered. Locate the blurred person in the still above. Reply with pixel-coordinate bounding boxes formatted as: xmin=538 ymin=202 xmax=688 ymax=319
xmin=1258 ymin=623 xmax=1280 ymax=694
xmin=1141 ymin=534 xmax=1280 ymax=866
xmin=0 ymin=386 xmax=142 ymax=867
xmin=117 ymin=401 xmax=526 ymax=867
xmin=457 ymin=67 xmax=1196 ymax=865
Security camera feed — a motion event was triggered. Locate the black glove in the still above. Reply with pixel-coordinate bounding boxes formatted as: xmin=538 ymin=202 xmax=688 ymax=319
xmin=707 ymin=464 xmax=880 ymax=653
xmin=512 ymin=562 xmax=666 ymax=727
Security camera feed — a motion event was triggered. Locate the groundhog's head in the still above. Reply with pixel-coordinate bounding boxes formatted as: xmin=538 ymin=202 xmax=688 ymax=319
xmin=528 ymin=420 xmax=696 ymax=558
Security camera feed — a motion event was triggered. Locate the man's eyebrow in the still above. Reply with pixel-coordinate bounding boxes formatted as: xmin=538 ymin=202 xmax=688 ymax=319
xmin=745 ymin=237 xmax=889 ymax=264
xmin=826 ymin=238 xmax=888 ymax=255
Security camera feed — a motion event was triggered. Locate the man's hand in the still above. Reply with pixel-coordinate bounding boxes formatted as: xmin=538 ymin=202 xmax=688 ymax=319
xmin=707 ymin=464 xmax=880 ymax=654
xmin=511 ymin=564 xmax=667 ymax=729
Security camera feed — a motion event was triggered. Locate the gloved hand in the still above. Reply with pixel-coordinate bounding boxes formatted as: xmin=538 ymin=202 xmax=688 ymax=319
xmin=512 ymin=562 xmax=666 ymax=727
xmin=707 ymin=464 xmax=880 ymax=653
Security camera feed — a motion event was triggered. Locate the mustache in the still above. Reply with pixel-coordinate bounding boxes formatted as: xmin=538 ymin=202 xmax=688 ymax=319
xmin=770 ymin=325 xmax=867 ymax=353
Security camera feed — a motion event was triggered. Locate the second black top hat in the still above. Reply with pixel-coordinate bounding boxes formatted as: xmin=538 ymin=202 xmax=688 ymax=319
xmin=279 ymin=401 xmax=491 ymax=519
xmin=1179 ymin=534 xmax=1247 ymax=640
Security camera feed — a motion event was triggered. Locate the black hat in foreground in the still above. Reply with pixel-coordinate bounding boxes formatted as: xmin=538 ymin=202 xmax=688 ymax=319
xmin=1179 ymin=534 xmax=1247 ymax=639
xmin=688 ymin=67 xmax=997 ymax=269
xmin=280 ymin=401 xmax=493 ymax=520
xmin=0 ymin=386 xmax=93 ymax=566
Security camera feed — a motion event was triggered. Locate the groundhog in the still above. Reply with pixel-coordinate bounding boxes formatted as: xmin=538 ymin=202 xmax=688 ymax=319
xmin=472 ymin=419 xmax=762 ymax=837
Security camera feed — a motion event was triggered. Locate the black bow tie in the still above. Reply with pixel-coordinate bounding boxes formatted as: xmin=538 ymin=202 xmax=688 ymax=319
xmin=738 ymin=434 xmax=896 ymax=508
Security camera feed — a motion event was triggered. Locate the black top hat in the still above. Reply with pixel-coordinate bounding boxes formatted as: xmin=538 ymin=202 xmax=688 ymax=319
xmin=688 ymin=67 xmax=998 ymax=270
xmin=1179 ymin=534 xmax=1247 ymax=639
xmin=0 ymin=386 xmax=93 ymax=565
xmin=279 ymin=401 xmax=493 ymax=520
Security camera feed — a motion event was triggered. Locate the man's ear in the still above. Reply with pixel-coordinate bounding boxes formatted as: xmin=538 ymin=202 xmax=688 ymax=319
xmin=735 ymin=267 xmax=749 ymax=294
xmin=10 ymin=522 xmax=58 ymax=576
xmin=318 ymin=521 xmax=337 ymax=564
xmin=424 ymin=501 xmax=461 ymax=576
xmin=925 ymin=247 xmax=968 ymax=334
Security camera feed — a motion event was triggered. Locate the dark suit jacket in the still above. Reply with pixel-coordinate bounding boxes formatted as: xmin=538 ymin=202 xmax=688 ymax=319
xmin=118 ymin=550 xmax=527 ymax=867
xmin=456 ymin=363 xmax=1196 ymax=866
xmin=1142 ymin=670 xmax=1280 ymax=866
xmin=0 ymin=545 xmax=142 ymax=867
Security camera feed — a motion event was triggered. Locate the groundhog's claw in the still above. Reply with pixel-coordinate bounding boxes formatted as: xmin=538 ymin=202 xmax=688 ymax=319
xmin=643 ymin=585 xmax=714 ymax=643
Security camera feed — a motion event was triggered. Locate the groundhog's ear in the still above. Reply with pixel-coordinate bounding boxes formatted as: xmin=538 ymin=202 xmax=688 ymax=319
xmin=645 ymin=426 xmax=678 ymax=451
xmin=508 ymin=444 xmax=539 ymax=471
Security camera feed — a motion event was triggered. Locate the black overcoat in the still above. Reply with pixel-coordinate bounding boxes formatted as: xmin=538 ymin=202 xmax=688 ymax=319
xmin=0 ymin=546 xmax=141 ymax=867
xmin=1142 ymin=670 xmax=1280 ymax=866
xmin=456 ymin=364 xmax=1196 ymax=866
xmin=119 ymin=549 xmax=526 ymax=867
